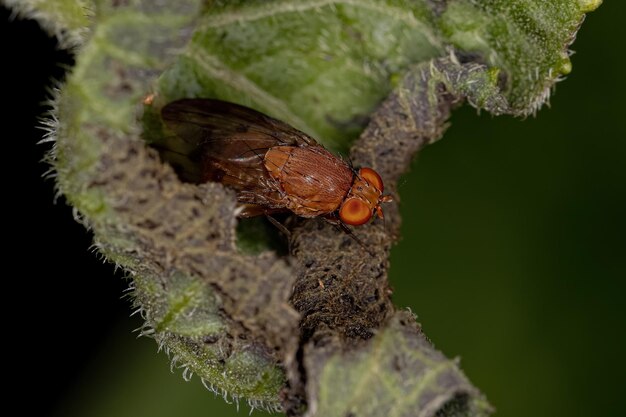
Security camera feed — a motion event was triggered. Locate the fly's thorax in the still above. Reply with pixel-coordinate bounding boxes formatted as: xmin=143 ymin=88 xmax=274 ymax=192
xmin=264 ymin=145 xmax=354 ymax=217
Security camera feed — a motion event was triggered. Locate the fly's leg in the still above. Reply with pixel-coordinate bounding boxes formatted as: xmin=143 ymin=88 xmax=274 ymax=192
xmin=323 ymin=216 xmax=375 ymax=257
xmin=266 ymin=214 xmax=291 ymax=238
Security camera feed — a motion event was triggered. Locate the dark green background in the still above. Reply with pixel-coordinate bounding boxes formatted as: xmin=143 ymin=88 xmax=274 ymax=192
xmin=7 ymin=2 xmax=624 ymax=417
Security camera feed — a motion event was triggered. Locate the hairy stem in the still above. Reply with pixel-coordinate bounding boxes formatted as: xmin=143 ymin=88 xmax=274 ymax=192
xmin=287 ymin=56 xmax=505 ymax=416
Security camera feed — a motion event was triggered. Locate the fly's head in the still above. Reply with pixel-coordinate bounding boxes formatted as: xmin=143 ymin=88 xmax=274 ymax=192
xmin=339 ymin=167 xmax=393 ymax=226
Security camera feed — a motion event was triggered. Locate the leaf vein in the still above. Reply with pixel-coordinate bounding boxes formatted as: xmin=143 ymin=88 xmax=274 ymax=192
xmin=200 ymin=0 xmax=441 ymax=48
xmin=185 ymin=45 xmax=322 ymax=138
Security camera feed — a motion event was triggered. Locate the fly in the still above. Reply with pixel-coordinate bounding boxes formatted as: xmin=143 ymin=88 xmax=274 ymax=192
xmin=159 ymin=98 xmax=392 ymax=231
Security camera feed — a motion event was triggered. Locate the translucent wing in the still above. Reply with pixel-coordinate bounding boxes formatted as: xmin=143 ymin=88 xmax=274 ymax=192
xmin=161 ymin=98 xmax=319 ymax=148
xmin=160 ymin=98 xmax=322 ymax=212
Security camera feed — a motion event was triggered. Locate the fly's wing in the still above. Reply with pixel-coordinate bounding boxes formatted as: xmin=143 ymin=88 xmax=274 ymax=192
xmin=161 ymin=98 xmax=319 ymax=148
xmin=160 ymin=98 xmax=322 ymax=210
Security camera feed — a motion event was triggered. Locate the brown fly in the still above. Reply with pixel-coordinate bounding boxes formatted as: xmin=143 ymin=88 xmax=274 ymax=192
xmin=159 ymin=98 xmax=392 ymax=233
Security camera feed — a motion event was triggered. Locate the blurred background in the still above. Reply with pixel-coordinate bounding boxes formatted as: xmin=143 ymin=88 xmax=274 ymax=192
xmin=5 ymin=2 xmax=624 ymax=416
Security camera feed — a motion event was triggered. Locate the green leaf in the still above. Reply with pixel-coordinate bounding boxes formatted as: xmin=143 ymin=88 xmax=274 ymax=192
xmin=2 ymin=0 xmax=93 ymax=47
xmin=306 ymin=312 xmax=492 ymax=417
xmin=30 ymin=0 xmax=295 ymax=410
xmin=439 ymin=0 xmax=602 ymax=114
xmin=156 ymin=0 xmax=444 ymax=151
xmin=12 ymin=0 xmax=601 ymax=415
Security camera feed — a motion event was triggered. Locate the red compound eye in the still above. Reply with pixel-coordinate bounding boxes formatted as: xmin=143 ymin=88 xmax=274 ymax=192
xmin=339 ymin=198 xmax=372 ymax=226
xmin=359 ymin=167 xmax=384 ymax=192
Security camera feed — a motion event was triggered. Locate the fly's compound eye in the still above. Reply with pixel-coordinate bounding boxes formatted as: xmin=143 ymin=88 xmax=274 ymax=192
xmin=339 ymin=198 xmax=372 ymax=226
xmin=359 ymin=167 xmax=384 ymax=192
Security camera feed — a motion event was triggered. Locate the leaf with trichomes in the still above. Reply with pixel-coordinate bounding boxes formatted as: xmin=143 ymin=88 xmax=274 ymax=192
xmin=9 ymin=0 xmax=600 ymax=415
